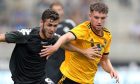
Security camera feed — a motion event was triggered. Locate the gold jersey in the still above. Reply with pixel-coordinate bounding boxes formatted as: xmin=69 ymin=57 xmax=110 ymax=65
xmin=60 ymin=21 xmax=112 ymax=84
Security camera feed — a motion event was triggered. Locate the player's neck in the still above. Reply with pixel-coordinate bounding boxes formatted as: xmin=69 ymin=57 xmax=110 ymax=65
xmin=39 ymin=31 xmax=49 ymax=40
xmin=91 ymin=27 xmax=103 ymax=37
xmin=39 ymin=32 xmax=45 ymax=39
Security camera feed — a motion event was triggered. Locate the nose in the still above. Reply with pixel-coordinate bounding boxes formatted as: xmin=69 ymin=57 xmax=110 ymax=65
xmin=50 ymin=26 xmax=56 ymax=32
xmin=97 ymin=19 xmax=102 ymax=24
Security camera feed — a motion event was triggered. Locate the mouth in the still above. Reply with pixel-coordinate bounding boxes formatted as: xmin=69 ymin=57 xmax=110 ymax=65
xmin=96 ymin=25 xmax=102 ymax=27
xmin=49 ymin=32 xmax=53 ymax=35
xmin=95 ymin=25 xmax=102 ymax=30
xmin=48 ymin=32 xmax=54 ymax=37
xmin=46 ymin=34 xmax=52 ymax=39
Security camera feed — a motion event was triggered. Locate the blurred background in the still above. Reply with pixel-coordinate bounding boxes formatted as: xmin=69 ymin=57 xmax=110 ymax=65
xmin=0 ymin=0 xmax=140 ymax=84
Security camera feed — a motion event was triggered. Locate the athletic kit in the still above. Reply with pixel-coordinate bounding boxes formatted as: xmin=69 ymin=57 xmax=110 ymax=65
xmin=59 ymin=21 xmax=111 ymax=83
xmin=5 ymin=27 xmax=59 ymax=84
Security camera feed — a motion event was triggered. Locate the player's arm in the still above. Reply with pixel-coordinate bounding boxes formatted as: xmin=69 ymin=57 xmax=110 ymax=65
xmin=60 ymin=42 xmax=81 ymax=52
xmin=0 ymin=32 xmax=21 ymax=43
xmin=61 ymin=43 xmax=102 ymax=59
xmin=54 ymin=32 xmax=75 ymax=49
xmin=0 ymin=34 xmax=6 ymax=42
xmin=40 ymin=32 xmax=75 ymax=57
xmin=0 ymin=29 xmax=31 ymax=43
xmin=100 ymin=54 xmax=119 ymax=83
xmin=100 ymin=35 xmax=114 ymax=73
xmin=100 ymin=54 xmax=114 ymax=73
xmin=41 ymin=42 xmax=102 ymax=59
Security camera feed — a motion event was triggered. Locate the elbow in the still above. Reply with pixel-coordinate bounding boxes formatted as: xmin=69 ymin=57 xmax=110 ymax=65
xmin=62 ymin=33 xmax=73 ymax=43
xmin=0 ymin=34 xmax=6 ymax=42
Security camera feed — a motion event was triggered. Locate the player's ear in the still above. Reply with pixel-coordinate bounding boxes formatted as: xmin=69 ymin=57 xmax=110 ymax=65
xmin=89 ymin=13 xmax=92 ymax=20
xmin=40 ymin=20 xmax=43 ymax=27
xmin=40 ymin=20 xmax=43 ymax=24
xmin=88 ymin=13 xmax=91 ymax=20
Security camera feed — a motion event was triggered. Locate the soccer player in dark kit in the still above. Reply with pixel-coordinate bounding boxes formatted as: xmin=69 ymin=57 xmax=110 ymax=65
xmin=0 ymin=9 xmax=60 ymax=84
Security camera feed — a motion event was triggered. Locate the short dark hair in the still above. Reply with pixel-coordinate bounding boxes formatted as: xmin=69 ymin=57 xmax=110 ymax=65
xmin=90 ymin=2 xmax=108 ymax=14
xmin=50 ymin=1 xmax=63 ymax=9
xmin=41 ymin=9 xmax=59 ymax=22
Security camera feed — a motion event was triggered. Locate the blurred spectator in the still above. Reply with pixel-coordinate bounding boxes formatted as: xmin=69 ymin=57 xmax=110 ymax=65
xmin=118 ymin=0 xmax=132 ymax=8
xmin=80 ymin=0 xmax=90 ymax=21
xmin=7 ymin=1 xmax=33 ymax=30
xmin=69 ymin=8 xmax=83 ymax=24
xmin=0 ymin=0 xmax=6 ymax=11
xmin=0 ymin=0 xmax=8 ymax=26
xmin=33 ymin=0 xmax=50 ymax=25
xmin=10 ymin=7 xmax=31 ymax=30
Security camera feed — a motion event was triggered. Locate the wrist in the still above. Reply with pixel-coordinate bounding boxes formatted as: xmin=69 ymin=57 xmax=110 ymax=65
xmin=53 ymin=45 xmax=59 ymax=51
xmin=110 ymin=68 xmax=115 ymax=72
xmin=81 ymin=50 xmax=87 ymax=56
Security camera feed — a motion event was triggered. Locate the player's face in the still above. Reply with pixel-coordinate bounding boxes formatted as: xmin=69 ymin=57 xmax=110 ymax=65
xmin=89 ymin=11 xmax=107 ymax=31
xmin=41 ymin=19 xmax=59 ymax=39
xmin=52 ymin=5 xmax=64 ymax=18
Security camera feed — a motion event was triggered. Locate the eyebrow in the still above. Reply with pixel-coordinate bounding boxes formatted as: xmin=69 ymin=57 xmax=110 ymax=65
xmin=94 ymin=16 xmax=106 ymax=19
xmin=48 ymin=23 xmax=58 ymax=26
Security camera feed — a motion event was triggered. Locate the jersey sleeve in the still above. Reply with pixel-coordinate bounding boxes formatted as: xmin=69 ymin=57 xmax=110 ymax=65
xmin=70 ymin=25 xmax=88 ymax=40
xmin=5 ymin=28 xmax=32 ymax=43
xmin=65 ymin=19 xmax=76 ymax=29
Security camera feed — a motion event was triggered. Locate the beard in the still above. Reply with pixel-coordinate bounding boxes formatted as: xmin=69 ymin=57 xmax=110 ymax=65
xmin=42 ymin=26 xmax=54 ymax=39
xmin=42 ymin=25 xmax=48 ymax=39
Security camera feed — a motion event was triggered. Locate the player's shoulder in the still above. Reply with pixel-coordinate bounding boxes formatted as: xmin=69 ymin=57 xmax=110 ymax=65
xmin=17 ymin=28 xmax=33 ymax=35
xmin=77 ymin=21 xmax=90 ymax=29
xmin=103 ymin=27 xmax=111 ymax=34
xmin=30 ymin=27 xmax=40 ymax=34
xmin=18 ymin=27 xmax=39 ymax=35
xmin=64 ymin=19 xmax=76 ymax=27
xmin=72 ymin=21 xmax=89 ymax=31
xmin=79 ymin=21 xmax=90 ymax=27
xmin=103 ymin=27 xmax=112 ymax=39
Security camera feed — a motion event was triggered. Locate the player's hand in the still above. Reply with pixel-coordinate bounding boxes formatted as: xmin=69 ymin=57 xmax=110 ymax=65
xmin=110 ymin=69 xmax=119 ymax=83
xmin=39 ymin=45 xmax=57 ymax=59
xmin=82 ymin=46 xmax=102 ymax=60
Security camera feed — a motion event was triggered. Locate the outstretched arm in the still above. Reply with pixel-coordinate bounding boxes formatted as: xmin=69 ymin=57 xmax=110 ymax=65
xmin=1 ymin=28 xmax=32 ymax=43
xmin=100 ymin=55 xmax=119 ymax=83
xmin=40 ymin=31 xmax=102 ymax=59
xmin=40 ymin=32 xmax=75 ymax=57
xmin=40 ymin=42 xmax=102 ymax=59
xmin=62 ymin=44 xmax=102 ymax=59
xmin=0 ymin=34 xmax=6 ymax=42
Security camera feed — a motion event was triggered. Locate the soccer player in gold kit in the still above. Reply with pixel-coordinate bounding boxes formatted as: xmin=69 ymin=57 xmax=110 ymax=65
xmin=40 ymin=2 xmax=119 ymax=84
